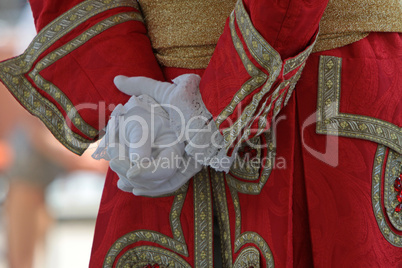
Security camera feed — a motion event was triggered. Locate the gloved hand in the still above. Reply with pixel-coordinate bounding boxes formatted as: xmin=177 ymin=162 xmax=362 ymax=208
xmin=93 ymin=95 xmax=202 ymax=197
xmin=113 ymin=74 xmax=236 ymax=173
xmin=114 ymin=74 xmax=208 ymax=131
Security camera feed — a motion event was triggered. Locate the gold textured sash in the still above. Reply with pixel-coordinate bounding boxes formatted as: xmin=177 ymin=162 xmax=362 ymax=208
xmin=139 ymin=0 xmax=402 ymax=68
xmin=139 ymin=0 xmax=236 ymax=69
xmin=314 ymin=0 xmax=402 ymax=52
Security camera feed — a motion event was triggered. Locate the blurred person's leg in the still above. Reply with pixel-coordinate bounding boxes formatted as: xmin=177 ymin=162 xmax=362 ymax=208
xmin=5 ymin=129 xmax=62 ymax=268
xmin=6 ymin=182 xmax=51 ymax=268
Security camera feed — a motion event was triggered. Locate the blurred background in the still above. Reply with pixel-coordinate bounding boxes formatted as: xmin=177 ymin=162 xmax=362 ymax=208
xmin=0 ymin=1 xmax=108 ymax=267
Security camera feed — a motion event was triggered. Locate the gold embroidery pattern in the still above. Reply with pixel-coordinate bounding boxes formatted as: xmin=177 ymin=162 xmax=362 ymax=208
xmin=230 ymin=188 xmax=274 ymax=267
xmin=211 ymin=159 xmax=275 ymax=267
xmin=283 ymin=65 xmax=304 ymax=107
xmin=0 ymin=0 xmax=141 ymax=155
xmin=234 ymin=231 xmax=274 ymax=266
xmin=211 ymin=170 xmax=233 ymax=267
xmin=230 ymin=136 xmax=262 ymax=181
xmin=284 ymin=46 xmax=313 ymax=76
xmin=229 ymin=188 xmax=242 ymax=239
xmin=384 ymin=149 xmax=402 ymax=231
xmin=226 ymin=132 xmax=277 ymax=195
xmin=170 ymin=189 xmax=187 ymax=244
xmin=316 ymin=56 xmax=402 ymax=154
xmin=193 ymin=170 xmax=214 ymax=268
xmin=6 ymin=0 xmax=139 ymax=75
xmin=115 ymin=246 xmax=191 ymax=268
xmin=103 ymin=189 xmax=189 ymax=268
xmin=372 ymin=145 xmax=402 ymax=247
xmin=255 ymin=68 xmax=303 ymax=137
xmin=220 ymin=0 xmax=281 ymax=150
xmin=247 ymin=46 xmax=311 ymax=140
xmin=219 ymin=0 xmax=315 ymax=153
xmin=252 ymin=82 xmax=285 ymax=138
xmin=215 ymin=10 xmax=267 ymax=127
xmin=233 ymin=247 xmax=260 ymax=268
xmin=235 ymin=0 xmax=281 ymax=73
xmin=29 ymin=12 xmax=142 ymax=139
xmin=0 ymin=73 xmax=90 ymax=154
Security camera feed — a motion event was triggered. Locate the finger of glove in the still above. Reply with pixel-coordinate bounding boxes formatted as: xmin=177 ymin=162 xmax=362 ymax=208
xmin=126 ymin=146 xmax=182 ymax=184
xmin=122 ymin=115 xmax=153 ymax=162
xmin=116 ymin=176 xmax=134 ymax=193
xmin=114 ymin=75 xmax=173 ymax=103
xmin=132 ymin=171 xmax=189 ymax=197
xmin=153 ymin=130 xmax=184 ymax=151
xmin=109 ymin=158 xmax=137 ymax=191
xmin=109 ymin=158 xmax=130 ymax=177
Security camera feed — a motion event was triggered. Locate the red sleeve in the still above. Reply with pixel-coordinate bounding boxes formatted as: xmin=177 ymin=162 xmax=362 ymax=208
xmin=30 ymin=0 xmax=85 ymax=32
xmin=200 ymin=0 xmax=328 ymax=154
xmin=0 ymin=0 xmax=164 ymax=155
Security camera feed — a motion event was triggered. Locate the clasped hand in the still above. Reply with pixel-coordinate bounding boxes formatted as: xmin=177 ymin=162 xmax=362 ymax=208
xmin=105 ymin=75 xmax=203 ymax=196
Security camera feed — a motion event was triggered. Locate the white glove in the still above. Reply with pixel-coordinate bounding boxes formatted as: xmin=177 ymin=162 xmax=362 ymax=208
xmin=114 ymin=74 xmax=236 ymax=173
xmin=114 ymin=74 xmax=202 ymax=119
xmin=93 ymin=95 xmax=201 ymax=197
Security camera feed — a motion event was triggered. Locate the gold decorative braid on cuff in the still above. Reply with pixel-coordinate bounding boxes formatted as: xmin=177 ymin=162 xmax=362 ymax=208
xmin=0 ymin=0 xmax=142 ymax=155
xmin=219 ymin=0 xmax=316 ymax=153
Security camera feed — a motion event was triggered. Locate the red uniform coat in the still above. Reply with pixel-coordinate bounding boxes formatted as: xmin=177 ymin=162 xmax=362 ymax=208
xmin=0 ymin=0 xmax=401 ymax=267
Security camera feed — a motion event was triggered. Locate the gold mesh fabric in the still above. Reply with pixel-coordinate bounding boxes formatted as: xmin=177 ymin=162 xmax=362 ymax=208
xmin=139 ymin=0 xmax=236 ymax=69
xmin=139 ymin=0 xmax=402 ymax=68
xmin=314 ymin=0 xmax=402 ymax=53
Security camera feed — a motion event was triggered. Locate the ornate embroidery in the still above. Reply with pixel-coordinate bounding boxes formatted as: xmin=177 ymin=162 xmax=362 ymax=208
xmin=211 ymin=146 xmax=275 ymax=267
xmin=29 ymin=12 xmax=142 ymax=140
xmin=230 ymin=188 xmax=274 ymax=266
xmin=284 ymin=46 xmax=313 ymax=75
xmin=0 ymin=73 xmax=89 ymax=154
xmin=234 ymin=232 xmax=274 ymax=267
xmin=316 ymin=56 xmax=402 ymax=154
xmin=384 ymin=149 xmax=402 ymax=230
xmin=215 ymin=10 xmax=267 ymax=127
xmin=193 ymin=170 xmax=214 ymax=268
xmin=211 ymin=170 xmax=233 ymax=267
xmin=230 ymin=136 xmax=262 ymax=181
xmin=255 ymin=67 xmax=304 ymax=138
xmin=0 ymin=0 xmax=142 ymax=155
xmin=232 ymin=247 xmax=260 ymax=268
xmin=219 ymin=0 xmax=316 ymax=153
xmin=103 ymin=188 xmax=189 ymax=268
xmin=229 ymin=188 xmax=242 ymax=239
xmin=283 ymin=65 xmax=304 ymax=107
xmin=372 ymin=145 xmax=402 ymax=247
xmin=234 ymin=0 xmax=281 ymax=73
xmin=220 ymin=0 xmax=281 ymax=150
xmin=115 ymin=246 xmax=191 ymax=268
xmin=226 ymin=131 xmax=277 ymax=195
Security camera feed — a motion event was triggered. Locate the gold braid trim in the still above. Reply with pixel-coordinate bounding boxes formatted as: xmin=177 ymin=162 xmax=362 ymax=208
xmin=211 ymin=169 xmax=275 ymax=267
xmin=193 ymin=170 xmax=214 ymax=268
xmin=219 ymin=0 xmax=315 ymax=153
xmin=372 ymin=145 xmax=402 ymax=247
xmin=383 ymin=149 xmax=402 ymax=232
xmin=115 ymin=246 xmax=191 ymax=268
xmin=316 ymin=56 xmax=402 ymax=154
xmin=0 ymin=0 xmax=142 ymax=155
xmin=103 ymin=187 xmax=189 ymax=268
